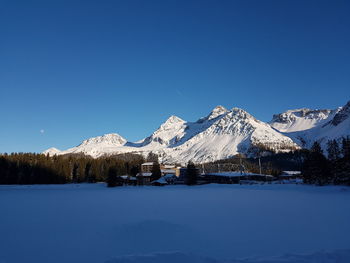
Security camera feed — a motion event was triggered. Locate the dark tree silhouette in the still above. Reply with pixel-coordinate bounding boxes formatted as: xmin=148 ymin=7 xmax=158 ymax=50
xmin=186 ymin=161 xmax=198 ymax=185
xmin=107 ymin=167 xmax=118 ymax=187
xmin=151 ymin=162 xmax=162 ymax=181
xmin=303 ymin=141 xmax=330 ymax=185
xmin=327 ymin=140 xmax=341 ymax=161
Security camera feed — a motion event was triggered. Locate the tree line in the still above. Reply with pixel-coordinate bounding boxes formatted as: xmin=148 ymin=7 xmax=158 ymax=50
xmin=1 ymin=137 xmax=349 ymax=186
xmin=0 ymin=152 xmax=144 ymax=185
xmin=303 ymin=137 xmax=350 ymax=185
xmin=202 ymin=154 xmax=283 ymax=177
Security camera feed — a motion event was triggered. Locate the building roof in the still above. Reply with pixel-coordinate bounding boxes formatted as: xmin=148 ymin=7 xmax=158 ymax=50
xmin=142 ymin=162 xmax=154 ymax=166
xmin=136 ymin=172 xmax=153 ymax=177
xmin=163 ymin=173 xmax=176 ymax=178
xmin=161 ymin=169 xmax=176 ymax=174
xmin=205 ymin=172 xmax=273 ymax=178
xmin=163 ymin=165 xmax=175 ymax=169
xmin=151 ymin=177 xmax=168 ymax=184
xmin=282 ymin=171 xmax=301 ymax=175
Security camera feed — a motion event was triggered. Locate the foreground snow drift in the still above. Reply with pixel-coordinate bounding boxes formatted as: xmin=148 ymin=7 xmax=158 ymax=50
xmin=1 ymin=184 xmax=350 ymax=263
xmin=107 ymin=249 xmax=350 ymax=263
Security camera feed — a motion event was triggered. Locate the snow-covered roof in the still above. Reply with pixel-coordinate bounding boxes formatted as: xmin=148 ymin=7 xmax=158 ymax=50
xmin=279 ymin=178 xmax=303 ymax=184
xmin=163 ymin=174 xmax=176 ymax=178
xmin=136 ymin=172 xmax=153 ymax=177
xmin=282 ymin=171 xmax=301 ymax=175
xmin=151 ymin=177 xmax=168 ymax=184
xmin=161 ymin=169 xmax=176 ymax=174
xmin=163 ymin=165 xmax=176 ymax=169
xmin=206 ymin=172 xmax=273 ymax=178
xmin=142 ymin=162 xmax=154 ymax=166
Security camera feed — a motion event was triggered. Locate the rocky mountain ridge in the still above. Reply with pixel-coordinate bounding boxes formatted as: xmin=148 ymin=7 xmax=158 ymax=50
xmin=44 ymin=101 xmax=350 ymax=163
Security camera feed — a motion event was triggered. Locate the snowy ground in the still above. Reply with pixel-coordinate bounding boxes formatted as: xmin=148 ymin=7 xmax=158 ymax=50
xmin=1 ymin=184 xmax=350 ymax=263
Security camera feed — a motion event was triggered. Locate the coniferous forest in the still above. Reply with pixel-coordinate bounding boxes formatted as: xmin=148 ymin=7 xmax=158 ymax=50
xmin=0 ymin=153 xmax=144 ymax=185
xmin=302 ymin=137 xmax=350 ymax=185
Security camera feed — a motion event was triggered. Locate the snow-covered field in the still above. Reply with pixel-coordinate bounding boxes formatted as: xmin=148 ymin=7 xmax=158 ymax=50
xmin=1 ymin=184 xmax=350 ymax=263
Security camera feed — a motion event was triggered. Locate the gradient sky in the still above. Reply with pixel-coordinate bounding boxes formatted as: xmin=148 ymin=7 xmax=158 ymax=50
xmin=1 ymin=0 xmax=349 ymax=153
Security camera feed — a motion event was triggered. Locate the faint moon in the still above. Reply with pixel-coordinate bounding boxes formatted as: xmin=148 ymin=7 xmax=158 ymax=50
xmin=40 ymin=129 xmax=45 ymax=134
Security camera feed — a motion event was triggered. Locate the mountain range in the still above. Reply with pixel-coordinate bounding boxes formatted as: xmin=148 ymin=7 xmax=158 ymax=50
xmin=44 ymin=101 xmax=350 ymax=163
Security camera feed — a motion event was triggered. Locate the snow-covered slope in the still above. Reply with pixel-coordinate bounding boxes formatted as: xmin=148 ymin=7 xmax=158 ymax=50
xmin=160 ymin=107 xmax=298 ymax=163
xmin=79 ymin=133 xmax=127 ymax=146
xmin=197 ymin=105 xmax=229 ymax=121
xmin=44 ymin=106 xmax=299 ymax=163
xmin=138 ymin=106 xmax=230 ymax=151
xmin=271 ymin=101 xmax=350 ymax=149
xmin=290 ymin=101 xmax=350 ymax=148
xmin=136 ymin=115 xmax=187 ymax=149
xmin=43 ymin=147 xmax=61 ymax=156
xmin=58 ymin=133 xmax=133 ymax=158
xmin=270 ymin=108 xmax=336 ymax=132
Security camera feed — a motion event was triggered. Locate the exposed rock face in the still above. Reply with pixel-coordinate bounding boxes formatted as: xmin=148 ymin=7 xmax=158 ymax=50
xmin=331 ymin=101 xmax=350 ymax=126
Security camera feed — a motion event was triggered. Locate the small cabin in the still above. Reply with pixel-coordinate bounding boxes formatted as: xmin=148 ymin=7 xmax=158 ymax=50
xmin=141 ymin=162 xmax=154 ymax=173
xmin=136 ymin=172 xmax=152 ymax=185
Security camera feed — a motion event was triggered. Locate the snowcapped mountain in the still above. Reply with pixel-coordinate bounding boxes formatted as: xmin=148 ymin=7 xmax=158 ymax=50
xmin=44 ymin=106 xmax=299 ymax=163
xmin=79 ymin=133 xmax=127 ymax=146
xmin=270 ymin=108 xmax=337 ymax=132
xmin=135 ymin=115 xmax=187 ymax=149
xmin=302 ymin=101 xmax=350 ymax=148
xmin=198 ymin=105 xmax=229 ymax=121
xmin=271 ymin=101 xmax=350 ymax=149
xmin=157 ymin=107 xmax=299 ymax=163
xmin=43 ymin=147 xmax=61 ymax=156
xmin=56 ymin=133 xmax=132 ymax=157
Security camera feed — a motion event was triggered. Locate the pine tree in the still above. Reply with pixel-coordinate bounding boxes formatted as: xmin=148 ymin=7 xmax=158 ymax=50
xmin=327 ymin=140 xmax=340 ymax=161
xmin=146 ymin=152 xmax=158 ymax=162
xmin=338 ymin=137 xmax=350 ymax=185
xmin=130 ymin=166 xmax=139 ymax=177
xmin=151 ymin=162 xmax=162 ymax=181
xmin=186 ymin=161 xmax=198 ymax=185
xmin=72 ymin=163 xmax=78 ymax=183
xmin=84 ymin=162 xmax=93 ymax=182
xmin=302 ymin=141 xmax=330 ymax=185
xmin=342 ymin=136 xmax=350 ymax=160
xmin=107 ymin=166 xmax=118 ymax=187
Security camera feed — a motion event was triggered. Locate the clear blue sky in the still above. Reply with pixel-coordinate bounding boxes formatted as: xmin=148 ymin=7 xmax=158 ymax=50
xmin=1 ymin=0 xmax=349 ymax=153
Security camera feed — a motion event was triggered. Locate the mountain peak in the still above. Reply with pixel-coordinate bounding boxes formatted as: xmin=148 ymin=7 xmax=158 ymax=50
xmin=164 ymin=115 xmax=185 ymax=125
xmin=231 ymin=107 xmax=253 ymax=119
xmin=158 ymin=115 xmax=186 ymax=130
xmin=79 ymin=133 xmax=127 ymax=147
xmin=205 ymin=105 xmax=229 ymax=121
xmin=213 ymin=105 xmax=228 ymax=112
xmin=43 ymin=147 xmax=61 ymax=156
xmin=139 ymin=115 xmax=186 ymax=147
